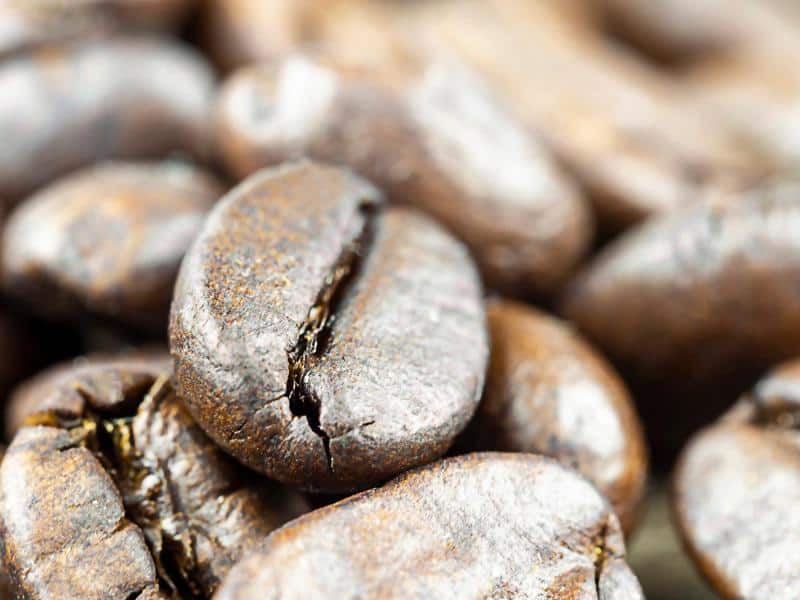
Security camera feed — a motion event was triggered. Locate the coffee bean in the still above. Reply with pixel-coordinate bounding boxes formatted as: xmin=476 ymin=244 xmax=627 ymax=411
xmin=0 ymin=369 xmax=309 ymax=598
xmin=215 ymin=453 xmax=644 ymax=599
xmin=0 ymin=0 xmax=196 ymax=57
xmin=589 ymin=0 xmax=744 ymax=61
xmin=673 ymin=359 xmax=800 ymax=600
xmin=1 ymin=161 xmax=222 ymax=333
xmin=461 ymin=298 xmax=648 ymax=534
xmin=170 ymin=161 xmax=488 ymax=493
xmin=215 ymin=56 xmax=591 ymax=299
xmin=561 ymin=181 xmax=800 ymax=385
xmin=5 ymin=351 xmax=172 ymax=439
xmin=0 ymin=36 xmax=215 ymax=204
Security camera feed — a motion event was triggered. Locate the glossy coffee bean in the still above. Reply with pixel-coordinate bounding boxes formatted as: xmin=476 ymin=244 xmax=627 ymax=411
xmin=0 ymin=36 xmax=215 ymax=204
xmin=463 ymin=298 xmax=647 ymax=533
xmin=216 ymin=453 xmax=644 ymax=599
xmin=5 ymin=351 xmax=172 ymax=439
xmin=0 ymin=369 xmax=309 ymax=599
xmin=170 ymin=161 xmax=488 ymax=493
xmin=215 ymin=56 xmax=592 ymax=299
xmin=1 ymin=161 xmax=222 ymax=334
xmin=562 ymin=180 xmax=800 ymax=386
xmin=0 ymin=0 xmax=196 ymax=57
xmin=673 ymin=359 xmax=800 ymax=600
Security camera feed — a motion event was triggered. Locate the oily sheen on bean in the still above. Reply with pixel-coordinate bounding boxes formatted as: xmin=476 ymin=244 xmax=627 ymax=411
xmin=170 ymin=161 xmax=488 ymax=493
xmin=673 ymin=359 xmax=800 ymax=600
xmin=0 ymin=366 xmax=308 ymax=599
xmin=462 ymin=298 xmax=647 ymax=534
xmin=215 ymin=453 xmax=644 ymax=600
xmin=216 ymin=56 xmax=591 ymax=298
xmin=1 ymin=162 xmax=221 ymax=333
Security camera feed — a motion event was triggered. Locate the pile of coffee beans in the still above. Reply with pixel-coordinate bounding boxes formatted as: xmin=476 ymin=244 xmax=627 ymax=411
xmin=0 ymin=1 xmax=797 ymax=598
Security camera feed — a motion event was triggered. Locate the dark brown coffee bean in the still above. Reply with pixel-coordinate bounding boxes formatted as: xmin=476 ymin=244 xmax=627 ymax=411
xmin=0 ymin=0 xmax=196 ymax=57
xmin=561 ymin=181 xmax=800 ymax=386
xmin=215 ymin=56 xmax=592 ymax=299
xmin=170 ymin=161 xmax=488 ymax=493
xmin=5 ymin=351 xmax=172 ymax=439
xmin=204 ymin=0 xmax=750 ymax=232
xmin=462 ymin=298 xmax=648 ymax=534
xmin=0 ymin=369 xmax=308 ymax=598
xmin=215 ymin=453 xmax=644 ymax=599
xmin=673 ymin=359 xmax=800 ymax=600
xmin=0 ymin=36 xmax=215 ymax=204
xmin=588 ymin=0 xmax=746 ymax=61
xmin=1 ymin=161 xmax=222 ymax=333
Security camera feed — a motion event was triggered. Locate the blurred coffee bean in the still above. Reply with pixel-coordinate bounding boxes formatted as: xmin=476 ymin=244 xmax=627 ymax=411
xmin=686 ymin=40 xmax=800 ymax=171
xmin=588 ymin=0 xmax=748 ymax=61
xmin=562 ymin=180 xmax=800 ymax=388
xmin=1 ymin=161 xmax=222 ymax=334
xmin=0 ymin=370 xmax=309 ymax=598
xmin=216 ymin=453 xmax=644 ymax=600
xmin=0 ymin=36 xmax=215 ymax=205
xmin=0 ymin=0 xmax=197 ymax=57
xmin=673 ymin=359 xmax=800 ymax=600
xmin=5 ymin=350 xmax=172 ymax=440
xmin=462 ymin=298 xmax=647 ymax=533
xmin=170 ymin=161 xmax=488 ymax=493
xmin=202 ymin=0 xmax=750 ymax=232
xmin=216 ymin=56 xmax=591 ymax=299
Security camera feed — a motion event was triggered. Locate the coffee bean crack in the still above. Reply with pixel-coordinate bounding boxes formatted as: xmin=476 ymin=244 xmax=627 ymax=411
xmin=29 ymin=377 xmax=208 ymax=599
xmin=285 ymin=204 xmax=375 ymax=473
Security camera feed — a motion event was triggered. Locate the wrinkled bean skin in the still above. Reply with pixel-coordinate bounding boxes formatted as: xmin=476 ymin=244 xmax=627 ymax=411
xmin=463 ymin=299 xmax=647 ymax=534
xmin=0 ymin=0 xmax=196 ymax=57
xmin=0 ymin=36 xmax=215 ymax=205
xmin=5 ymin=351 xmax=172 ymax=439
xmin=216 ymin=56 xmax=591 ymax=299
xmin=562 ymin=181 xmax=800 ymax=386
xmin=1 ymin=162 xmax=222 ymax=333
xmin=673 ymin=359 xmax=800 ymax=600
xmin=170 ymin=161 xmax=488 ymax=493
xmin=0 ymin=366 xmax=309 ymax=598
xmin=215 ymin=453 xmax=644 ymax=600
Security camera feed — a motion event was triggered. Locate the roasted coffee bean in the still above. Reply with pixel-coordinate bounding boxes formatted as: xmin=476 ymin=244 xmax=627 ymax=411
xmin=0 ymin=0 xmax=196 ymax=57
xmin=0 ymin=369 xmax=309 ymax=599
xmin=1 ymin=161 xmax=222 ymax=334
xmin=215 ymin=453 xmax=644 ymax=599
xmin=0 ymin=36 xmax=215 ymax=205
xmin=5 ymin=351 xmax=172 ymax=439
xmin=461 ymin=298 xmax=647 ymax=534
xmin=170 ymin=161 xmax=488 ymax=493
xmin=561 ymin=181 xmax=800 ymax=461
xmin=216 ymin=56 xmax=591 ymax=299
xmin=561 ymin=180 xmax=800 ymax=385
xmin=203 ymin=0 xmax=748 ymax=231
xmin=588 ymin=0 xmax=747 ymax=61
xmin=673 ymin=359 xmax=800 ymax=600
